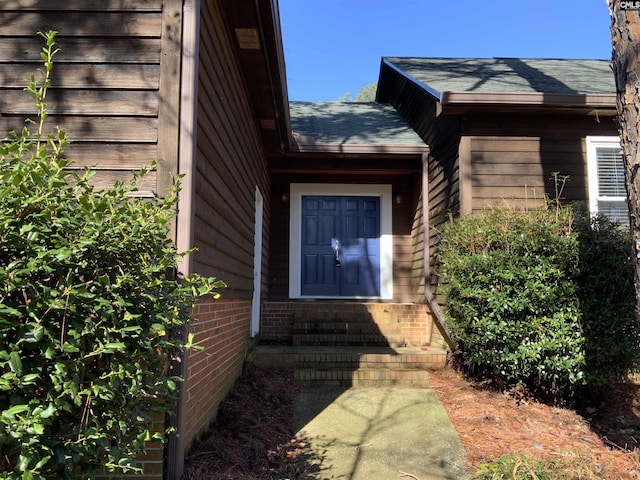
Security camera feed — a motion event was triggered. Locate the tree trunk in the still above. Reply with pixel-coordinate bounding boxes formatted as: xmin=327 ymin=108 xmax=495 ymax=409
xmin=608 ymin=2 xmax=640 ymax=310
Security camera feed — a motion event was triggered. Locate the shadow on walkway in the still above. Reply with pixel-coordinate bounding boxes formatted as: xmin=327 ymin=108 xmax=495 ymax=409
xmin=293 ymin=386 xmax=466 ymax=480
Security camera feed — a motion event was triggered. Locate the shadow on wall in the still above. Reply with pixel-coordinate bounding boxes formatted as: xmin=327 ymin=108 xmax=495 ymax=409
xmin=0 ymin=6 xmax=174 ymax=174
xmin=259 ymin=301 xmax=435 ymax=349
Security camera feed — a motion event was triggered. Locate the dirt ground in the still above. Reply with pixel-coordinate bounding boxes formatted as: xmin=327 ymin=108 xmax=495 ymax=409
xmin=182 ymin=365 xmax=640 ymax=479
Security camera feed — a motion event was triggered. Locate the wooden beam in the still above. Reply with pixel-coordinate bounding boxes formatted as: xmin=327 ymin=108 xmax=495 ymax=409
xmin=458 ymin=136 xmax=473 ymax=215
xmin=156 ymin=0 xmax=183 ymax=199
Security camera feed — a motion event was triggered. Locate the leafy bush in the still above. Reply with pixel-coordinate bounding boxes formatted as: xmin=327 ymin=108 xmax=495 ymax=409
xmin=573 ymin=213 xmax=640 ymax=386
xmin=0 ymin=32 xmax=224 ymax=478
xmin=438 ymin=204 xmax=639 ymax=403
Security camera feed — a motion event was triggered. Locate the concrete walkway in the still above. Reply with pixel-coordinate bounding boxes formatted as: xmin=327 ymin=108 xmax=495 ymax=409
xmin=292 ymin=386 xmax=467 ymax=480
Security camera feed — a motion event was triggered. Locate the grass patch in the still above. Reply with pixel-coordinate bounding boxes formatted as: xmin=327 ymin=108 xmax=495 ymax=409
xmin=470 ymin=454 xmax=605 ymax=480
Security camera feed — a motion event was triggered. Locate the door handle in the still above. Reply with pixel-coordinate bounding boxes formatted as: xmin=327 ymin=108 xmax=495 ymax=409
xmin=334 ymin=239 xmax=341 ymax=267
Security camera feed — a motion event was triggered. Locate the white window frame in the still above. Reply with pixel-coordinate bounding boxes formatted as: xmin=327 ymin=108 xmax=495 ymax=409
xmin=586 ymin=136 xmax=628 ymax=223
xmin=288 ymin=183 xmax=393 ymax=300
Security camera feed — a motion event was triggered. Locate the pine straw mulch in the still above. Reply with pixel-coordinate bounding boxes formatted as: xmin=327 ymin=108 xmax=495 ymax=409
xmin=428 ymin=368 xmax=640 ymax=479
xmin=182 ymin=365 xmax=309 ymax=480
xmin=182 ymin=364 xmax=640 ymax=479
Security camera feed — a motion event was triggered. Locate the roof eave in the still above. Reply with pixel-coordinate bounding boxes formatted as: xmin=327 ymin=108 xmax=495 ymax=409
xmin=257 ymin=0 xmax=292 ymax=153
xmin=439 ymin=91 xmax=617 ymax=115
xmin=223 ymin=0 xmax=292 ymax=156
xmin=291 ymin=143 xmax=430 ymax=155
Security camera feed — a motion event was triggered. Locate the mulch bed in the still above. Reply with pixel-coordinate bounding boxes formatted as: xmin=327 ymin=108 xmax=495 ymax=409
xmin=182 ymin=365 xmax=309 ymax=480
xmin=182 ymin=364 xmax=640 ymax=479
xmin=429 ymin=368 xmax=640 ymax=478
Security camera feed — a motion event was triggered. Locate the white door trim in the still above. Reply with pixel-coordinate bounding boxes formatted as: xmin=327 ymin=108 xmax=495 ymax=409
xmin=289 ymin=183 xmax=393 ymax=299
xmin=251 ymin=187 xmax=264 ymax=337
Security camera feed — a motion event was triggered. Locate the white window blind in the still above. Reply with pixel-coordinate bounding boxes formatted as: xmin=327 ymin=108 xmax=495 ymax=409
xmin=587 ymin=137 xmax=628 ymax=225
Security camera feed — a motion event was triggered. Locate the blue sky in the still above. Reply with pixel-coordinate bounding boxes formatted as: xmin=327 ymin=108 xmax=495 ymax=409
xmin=279 ymin=1 xmax=613 ymax=101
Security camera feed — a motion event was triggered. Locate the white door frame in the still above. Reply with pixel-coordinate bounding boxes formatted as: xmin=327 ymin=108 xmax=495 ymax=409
xmin=288 ymin=183 xmax=393 ymax=299
xmin=251 ymin=187 xmax=264 ymax=337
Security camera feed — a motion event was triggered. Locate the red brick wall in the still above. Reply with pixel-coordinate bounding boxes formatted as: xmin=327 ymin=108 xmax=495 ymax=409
xmin=260 ymin=302 xmax=295 ymax=343
xmin=182 ymin=298 xmax=252 ymax=449
xmin=261 ymin=302 xmax=439 ymax=347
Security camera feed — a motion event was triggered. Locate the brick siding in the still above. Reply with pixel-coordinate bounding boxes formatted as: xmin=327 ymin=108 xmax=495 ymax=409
xmin=182 ymin=298 xmax=252 ymax=449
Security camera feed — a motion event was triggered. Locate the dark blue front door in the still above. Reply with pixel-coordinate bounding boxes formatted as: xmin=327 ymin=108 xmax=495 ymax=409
xmin=301 ymin=195 xmax=381 ymax=297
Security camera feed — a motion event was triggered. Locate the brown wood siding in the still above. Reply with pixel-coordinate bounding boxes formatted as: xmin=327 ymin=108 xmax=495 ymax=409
xmin=463 ymin=114 xmax=619 ymax=212
xmin=0 ymin=0 xmax=180 ymax=197
xmin=268 ymin=173 xmax=419 ymax=302
xmin=269 ymin=174 xmax=292 ymax=299
xmin=193 ymin=0 xmax=271 ymax=299
xmin=392 ymin=174 xmax=421 ymax=302
xmin=410 ymin=178 xmax=427 ymax=301
xmin=378 ymin=67 xmax=462 ymax=299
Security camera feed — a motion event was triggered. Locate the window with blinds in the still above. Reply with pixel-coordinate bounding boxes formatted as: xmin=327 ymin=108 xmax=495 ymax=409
xmin=587 ymin=136 xmax=628 ymax=225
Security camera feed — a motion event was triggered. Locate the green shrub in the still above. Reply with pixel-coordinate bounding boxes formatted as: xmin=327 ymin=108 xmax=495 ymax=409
xmin=573 ymin=213 xmax=640 ymax=386
xmin=438 ymin=204 xmax=639 ymax=403
xmin=0 ymin=32 xmax=224 ymax=479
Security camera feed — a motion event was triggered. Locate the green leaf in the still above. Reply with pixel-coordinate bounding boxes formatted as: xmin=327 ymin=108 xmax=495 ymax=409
xmin=0 ymin=304 xmax=22 ymax=318
xmin=61 ymin=343 xmax=80 ymax=353
xmin=24 ymin=325 xmax=44 ymax=343
xmin=9 ymin=351 xmax=23 ymax=375
xmin=33 ymin=455 xmax=52 ymax=470
xmin=39 ymin=403 xmax=57 ymax=419
xmin=22 ymin=373 xmax=40 ymax=384
xmin=103 ymin=343 xmax=125 ymax=353
xmin=4 ymin=404 xmax=29 ymax=417
xmin=151 ymin=323 xmax=166 ymax=336
xmin=121 ymin=326 xmax=143 ymax=333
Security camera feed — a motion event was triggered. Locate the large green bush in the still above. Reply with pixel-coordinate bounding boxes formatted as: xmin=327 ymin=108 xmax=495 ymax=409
xmin=573 ymin=213 xmax=639 ymax=385
xmin=438 ymin=204 xmax=639 ymax=403
xmin=0 ymin=32 xmax=224 ymax=479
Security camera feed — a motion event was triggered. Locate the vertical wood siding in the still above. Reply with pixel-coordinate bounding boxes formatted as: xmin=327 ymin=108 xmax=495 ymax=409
xmin=193 ymin=0 xmax=271 ymax=299
xmin=0 ymin=0 xmax=179 ymax=197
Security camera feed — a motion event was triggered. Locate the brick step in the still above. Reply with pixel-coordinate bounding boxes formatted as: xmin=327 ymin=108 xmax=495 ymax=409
xmin=249 ymin=345 xmax=448 ymax=372
xmin=292 ymin=333 xmax=400 ymax=347
xmin=292 ymin=323 xmax=401 ymax=336
xmin=293 ymin=368 xmax=431 ymax=388
xmin=292 ymin=320 xmax=389 ymax=329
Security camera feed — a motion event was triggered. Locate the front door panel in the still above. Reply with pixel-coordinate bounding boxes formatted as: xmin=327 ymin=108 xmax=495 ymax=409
xmin=301 ymin=195 xmax=380 ymax=297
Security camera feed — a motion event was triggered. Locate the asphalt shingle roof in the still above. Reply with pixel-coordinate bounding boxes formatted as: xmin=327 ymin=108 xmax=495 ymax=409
xmin=384 ymin=57 xmax=615 ymax=97
xmin=289 ymin=101 xmax=426 ymax=147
